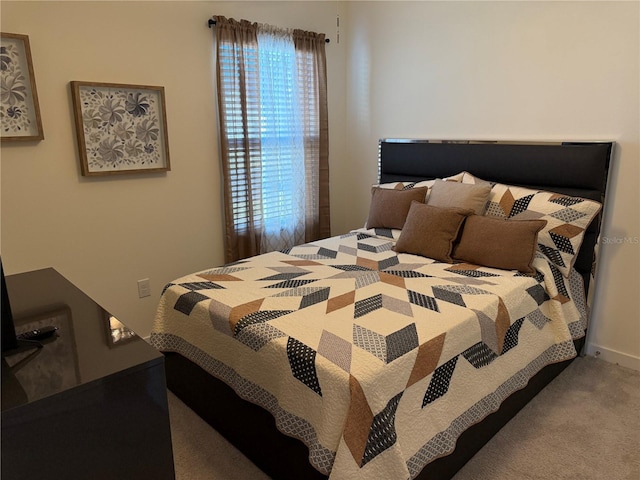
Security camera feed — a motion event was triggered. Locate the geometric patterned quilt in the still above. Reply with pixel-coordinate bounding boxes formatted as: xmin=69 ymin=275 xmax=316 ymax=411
xmin=150 ymin=228 xmax=588 ymax=480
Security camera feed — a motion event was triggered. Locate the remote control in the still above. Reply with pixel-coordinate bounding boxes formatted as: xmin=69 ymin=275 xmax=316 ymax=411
xmin=17 ymin=325 xmax=58 ymax=341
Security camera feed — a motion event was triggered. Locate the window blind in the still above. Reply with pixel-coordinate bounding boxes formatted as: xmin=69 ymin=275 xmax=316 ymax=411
xmin=214 ymin=16 xmax=330 ymax=262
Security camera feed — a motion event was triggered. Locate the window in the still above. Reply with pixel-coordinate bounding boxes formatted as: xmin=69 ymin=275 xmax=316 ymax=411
xmin=214 ymin=17 xmax=330 ymax=262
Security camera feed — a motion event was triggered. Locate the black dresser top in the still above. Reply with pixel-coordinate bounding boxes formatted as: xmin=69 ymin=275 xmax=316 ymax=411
xmin=2 ymin=268 xmax=161 ymax=412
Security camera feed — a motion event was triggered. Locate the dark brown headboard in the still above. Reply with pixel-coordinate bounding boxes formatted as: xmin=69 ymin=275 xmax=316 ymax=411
xmin=378 ymin=139 xmax=614 ymax=292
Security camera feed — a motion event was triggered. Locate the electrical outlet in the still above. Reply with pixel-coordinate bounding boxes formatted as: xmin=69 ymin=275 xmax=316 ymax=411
xmin=137 ymin=278 xmax=151 ymax=298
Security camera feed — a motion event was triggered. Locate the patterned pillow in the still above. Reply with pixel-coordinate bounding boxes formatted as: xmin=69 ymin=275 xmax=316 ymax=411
xmin=375 ymin=172 xmax=465 ymax=201
xmin=461 ymin=172 xmax=601 ymax=277
xmin=376 ymin=179 xmax=435 ymax=190
xmin=460 ymin=172 xmax=487 ymax=186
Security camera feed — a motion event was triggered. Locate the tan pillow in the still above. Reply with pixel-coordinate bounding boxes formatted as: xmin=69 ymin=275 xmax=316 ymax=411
xmin=453 ymin=215 xmax=547 ymax=273
xmin=427 ymin=179 xmax=491 ymax=215
xmin=366 ymin=186 xmax=429 ymax=229
xmin=394 ymin=202 xmax=473 ymax=263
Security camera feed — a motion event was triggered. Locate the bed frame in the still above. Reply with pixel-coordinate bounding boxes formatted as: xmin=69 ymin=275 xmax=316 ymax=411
xmin=164 ymin=139 xmax=613 ymax=480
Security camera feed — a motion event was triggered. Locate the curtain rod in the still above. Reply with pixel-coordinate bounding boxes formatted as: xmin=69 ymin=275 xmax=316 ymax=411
xmin=208 ymin=18 xmax=330 ymax=43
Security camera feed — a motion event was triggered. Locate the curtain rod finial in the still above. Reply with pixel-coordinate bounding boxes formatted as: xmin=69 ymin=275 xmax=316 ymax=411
xmin=208 ymin=19 xmax=216 ymax=28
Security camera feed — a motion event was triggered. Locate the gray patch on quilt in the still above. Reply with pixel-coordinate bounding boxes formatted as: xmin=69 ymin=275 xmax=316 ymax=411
xmin=381 ymin=295 xmax=414 ymax=318
xmin=236 ymin=323 xmax=286 ymax=351
xmin=474 ymin=309 xmax=500 ymax=354
xmin=318 ymin=330 xmax=352 ymax=373
xmin=353 ymin=323 xmax=386 ymax=362
xmin=209 ymin=299 xmax=233 ymax=336
xmin=527 ymin=308 xmax=551 ymax=330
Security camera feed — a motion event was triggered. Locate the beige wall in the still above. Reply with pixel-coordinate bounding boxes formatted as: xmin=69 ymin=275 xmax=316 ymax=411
xmin=2 ymin=1 xmax=638 ymax=369
xmin=0 ymin=1 xmax=346 ymax=336
xmin=343 ymin=1 xmax=639 ymax=369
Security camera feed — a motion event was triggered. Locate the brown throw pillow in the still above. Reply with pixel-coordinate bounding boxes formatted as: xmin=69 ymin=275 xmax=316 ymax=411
xmin=427 ymin=179 xmax=492 ymax=215
xmin=453 ymin=215 xmax=547 ymax=273
xmin=394 ymin=202 xmax=473 ymax=263
xmin=366 ymin=186 xmax=429 ymax=229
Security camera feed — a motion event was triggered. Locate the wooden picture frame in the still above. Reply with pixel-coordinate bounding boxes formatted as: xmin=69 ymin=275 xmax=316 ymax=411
xmin=0 ymin=32 xmax=44 ymax=142
xmin=70 ymin=81 xmax=171 ymax=176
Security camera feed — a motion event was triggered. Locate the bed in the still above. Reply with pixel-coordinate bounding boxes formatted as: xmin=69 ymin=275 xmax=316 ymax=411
xmin=150 ymin=139 xmax=613 ymax=480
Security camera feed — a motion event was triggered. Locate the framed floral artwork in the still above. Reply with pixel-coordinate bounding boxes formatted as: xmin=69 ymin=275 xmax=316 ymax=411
xmin=1 ymin=32 xmax=44 ymax=142
xmin=70 ymin=81 xmax=171 ymax=176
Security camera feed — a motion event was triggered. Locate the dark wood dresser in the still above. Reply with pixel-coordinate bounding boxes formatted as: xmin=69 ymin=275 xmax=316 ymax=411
xmin=1 ymin=268 xmax=175 ymax=480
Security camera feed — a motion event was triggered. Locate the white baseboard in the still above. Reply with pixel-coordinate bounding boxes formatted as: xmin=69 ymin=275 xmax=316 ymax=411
xmin=584 ymin=343 xmax=640 ymax=371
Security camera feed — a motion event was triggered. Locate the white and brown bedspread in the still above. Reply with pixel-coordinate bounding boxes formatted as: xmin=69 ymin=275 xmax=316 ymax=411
xmin=150 ymin=228 xmax=587 ymax=480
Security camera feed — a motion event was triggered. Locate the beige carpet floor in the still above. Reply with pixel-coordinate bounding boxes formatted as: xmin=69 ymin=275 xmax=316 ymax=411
xmin=168 ymin=356 xmax=640 ymax=480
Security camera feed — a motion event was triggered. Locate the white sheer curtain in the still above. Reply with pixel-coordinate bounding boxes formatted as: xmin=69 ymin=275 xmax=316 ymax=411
xmin=214 ymin=16 xmax=330 ymax=263
xmin=256 ymin=25 xmax=306 ymax=253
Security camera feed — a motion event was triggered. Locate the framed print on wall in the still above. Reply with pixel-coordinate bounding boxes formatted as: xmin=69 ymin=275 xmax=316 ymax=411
xmin=70 ymin=81 xmax=171 ymax=176
xmin=0 ymin=32 xmax=44 ymax=142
